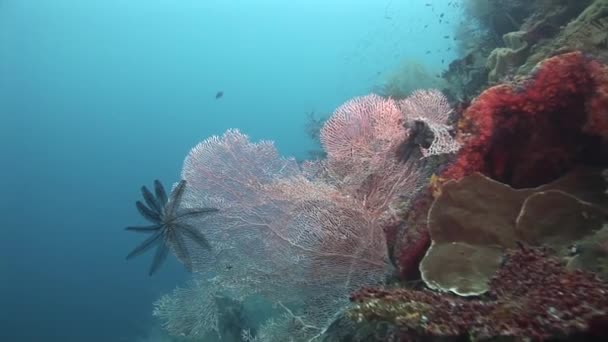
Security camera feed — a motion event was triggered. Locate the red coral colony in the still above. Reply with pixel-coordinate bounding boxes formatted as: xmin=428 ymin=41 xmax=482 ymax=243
xmin=444 ymin=51 xmax=608 ymax=188
xmin=353 ymin=51 xmax=608 ymax=341
xmin=350 ymin=247 xmax=608 ymax=340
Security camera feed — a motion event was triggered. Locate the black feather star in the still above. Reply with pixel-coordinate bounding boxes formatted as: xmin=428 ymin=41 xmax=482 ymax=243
xmin=125 ymin=180 xmax=218 ymax=276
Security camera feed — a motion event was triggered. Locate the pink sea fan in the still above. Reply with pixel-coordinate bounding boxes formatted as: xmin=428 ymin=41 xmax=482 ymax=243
xmin=167 ymin=129 xmax=390 ymax=339
xmin=400 ymin=89 xmax=452 ymax=125
xmin=319 ymin=94 xmax=427 ymax=225
xmin=181 ymin=128 xmax=301 ymax=203
xmin=399 ymin=89 xmax=460 ymax=157
xmin=320 ymin=94 xmax=406 ymax=180
xmin=161 ymin=89 xmax=452 ymax=338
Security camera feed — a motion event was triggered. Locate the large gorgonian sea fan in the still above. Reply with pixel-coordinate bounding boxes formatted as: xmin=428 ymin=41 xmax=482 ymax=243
xmin=399 ymin=89 xmax=461 ymax=157
xmin=320 ymin=94 xmax=431 ymax=223
xmin=320 ymin=93 xmax=405 ymax=181
xmin=154 ymin=129 xmax=390 ymax=340
xmin=154 ymin=90 xmax=458 ymax=341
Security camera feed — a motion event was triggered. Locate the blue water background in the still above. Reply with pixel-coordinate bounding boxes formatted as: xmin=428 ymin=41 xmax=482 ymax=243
xmin=0 ymin=1 xmax=457 ymax=340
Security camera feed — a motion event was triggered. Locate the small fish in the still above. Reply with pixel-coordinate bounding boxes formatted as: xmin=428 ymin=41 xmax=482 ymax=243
xmin=426 ymin=50 xmax=431 ymax=54
xmin=441 ymin=59 xmax=445 ymax=64
xmin=444 ymin=35 xmax=450 ymax=39
xmin=424 ymin=24 xmax=429 ymax=28
xmin=440 ymin=13 xmax=444 ymax=18
xmin=215 ymin=91 xmax=223 ymax=99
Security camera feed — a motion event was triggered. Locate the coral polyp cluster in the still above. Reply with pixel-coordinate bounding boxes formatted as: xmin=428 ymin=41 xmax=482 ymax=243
xmin=349 ymin=248 xmax=608 ymax=341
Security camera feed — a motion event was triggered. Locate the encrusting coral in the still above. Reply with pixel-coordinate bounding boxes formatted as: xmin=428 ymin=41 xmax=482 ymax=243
xmin=486 ymin=31 xmax=530 ymax=84
xmin=349 ymin=247 xmax=608 ymax=341
xmin=521 ymin=0 xmax=608 ymax=73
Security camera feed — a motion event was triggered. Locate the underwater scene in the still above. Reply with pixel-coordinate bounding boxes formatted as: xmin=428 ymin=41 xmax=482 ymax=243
xmin=2 ymin=0 xmax=608 ymax=341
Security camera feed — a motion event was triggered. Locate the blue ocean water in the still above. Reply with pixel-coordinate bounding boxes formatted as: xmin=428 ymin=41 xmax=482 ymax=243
xmin=0 ymin=1 xmax=456 ymax=341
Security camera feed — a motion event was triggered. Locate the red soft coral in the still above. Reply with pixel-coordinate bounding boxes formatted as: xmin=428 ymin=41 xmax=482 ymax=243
xmin=443 ymin=51 xmax=608 ymax=188
xmin=350 ymin=248 xmax=608 ymax=341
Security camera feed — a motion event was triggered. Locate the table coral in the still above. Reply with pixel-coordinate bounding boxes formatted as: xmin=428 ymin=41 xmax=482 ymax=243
xmin=419 ymin=168 xmax=606 ymax=297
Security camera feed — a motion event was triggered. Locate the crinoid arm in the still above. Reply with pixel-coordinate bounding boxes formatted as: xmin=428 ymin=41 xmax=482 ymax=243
xmin=165 ymin=180 xmax=186 ymax=217
xmin=148 ymin=236 xmax=170 ymax=276
xmin=125 ymin=224 xmax=162 ymax=233
xmin=167 ymin=228 xmax=193 ymax=272
xmin=126 ymin=230 xmax=163 ymax=260
xmin=177 ymin=222 xmax=212 ymax=250
xmin=136 ymin=201 xmax=161 ymax=223
xmin=176 ymin=207 xmax=219 ymax=220
xmin=154 ymin=179 xmax=168 ymax=206
xmin=141 ymin=185 xmax=162 ymax=214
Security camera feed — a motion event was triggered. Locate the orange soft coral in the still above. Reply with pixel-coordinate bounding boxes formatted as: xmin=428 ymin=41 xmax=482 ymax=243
xmin=443 ymin=51 xmax=608 ymax=188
